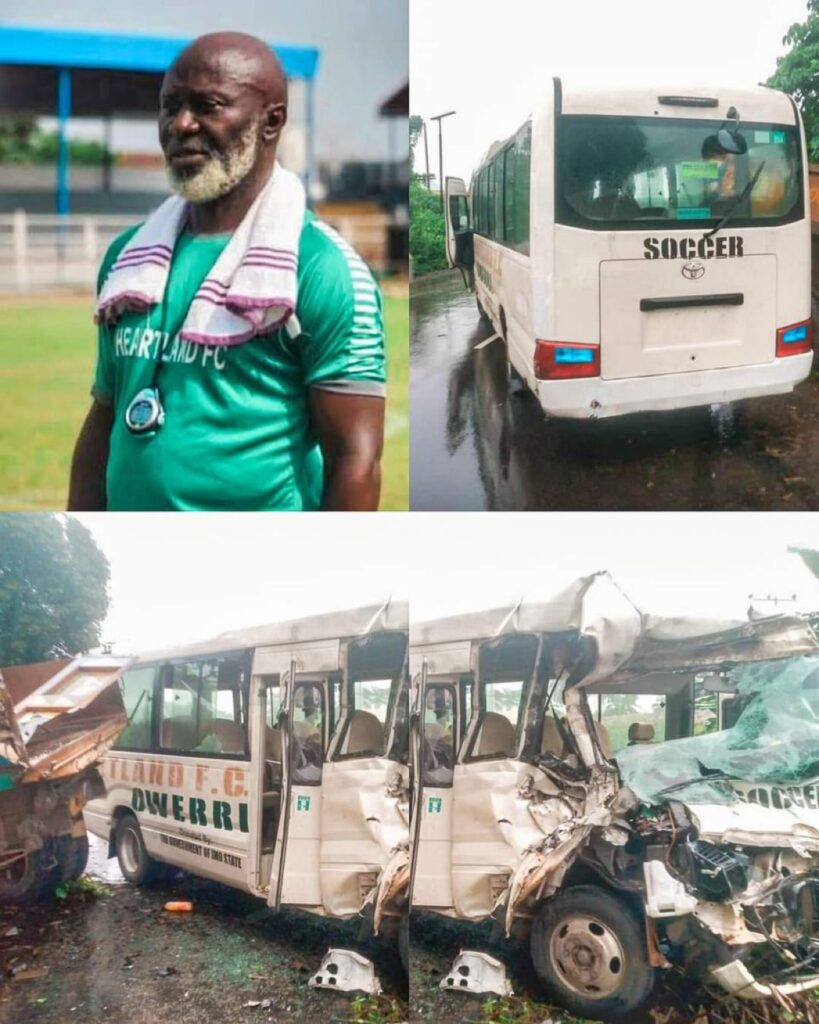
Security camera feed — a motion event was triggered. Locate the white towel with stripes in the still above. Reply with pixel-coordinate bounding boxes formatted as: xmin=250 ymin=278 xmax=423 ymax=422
xmin=95 ymin=162 xmax=305 ymax=346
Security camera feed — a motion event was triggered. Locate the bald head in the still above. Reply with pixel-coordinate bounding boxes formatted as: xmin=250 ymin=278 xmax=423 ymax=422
xmin=159 ymin=31 xmax=288 ymax=204
xmin=170 ymin=32 xmax=288 ymax=107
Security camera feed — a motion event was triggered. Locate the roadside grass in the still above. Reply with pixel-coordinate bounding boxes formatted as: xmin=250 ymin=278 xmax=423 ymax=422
xmin=480 ymin=996 xmax=595 ymax=1024
xmin=0 ymin=295 xmax=408 ymax=510
xmin=345 ymin=994 xmax=407 ymax=1023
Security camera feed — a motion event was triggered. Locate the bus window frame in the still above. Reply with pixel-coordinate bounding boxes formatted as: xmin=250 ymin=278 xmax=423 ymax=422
xmin=154 ymin=648 xmax=253 ymax=761
xmin=111 ymin=663 xmax=159 ymax=754
xmin=554 ymin=113 xmax=805 ymax=233
xmin=421 ymin=681 xmax=457 ymax=788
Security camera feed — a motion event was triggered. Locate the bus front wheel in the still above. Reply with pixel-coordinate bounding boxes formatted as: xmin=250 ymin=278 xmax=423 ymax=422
xmin=530 ymin=885 xmax=654 ymax=1021
xmin=114 ymin=814 xmax=161 ymax=886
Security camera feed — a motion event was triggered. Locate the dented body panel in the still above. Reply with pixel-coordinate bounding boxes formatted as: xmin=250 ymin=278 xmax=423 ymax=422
xmin=84 ymin=603 xmax=410 ymax=941
xmin=410 ymin=574 xmax=819 ymax=1009
xmin=0 ymin=656 xmax=129 ymax=895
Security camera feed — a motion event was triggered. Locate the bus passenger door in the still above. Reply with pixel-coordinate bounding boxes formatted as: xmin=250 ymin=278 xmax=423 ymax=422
xmin=268 ymin=675 xmax=325 ymax=910
xmin=445 ymin=177 xmax=473 ymax=271
xmin=411 ymin=667 xmax=457 ymax=910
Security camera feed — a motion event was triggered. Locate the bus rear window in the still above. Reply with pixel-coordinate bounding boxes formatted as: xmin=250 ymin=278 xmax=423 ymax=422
xmin=556 ymin=115 xmax=802 ymax=230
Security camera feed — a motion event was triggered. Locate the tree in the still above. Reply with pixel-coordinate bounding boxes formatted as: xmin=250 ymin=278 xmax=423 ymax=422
xmin=0 ymin=515 xmax=110 ymax=666
xmin=767 ymin=0 xmax=819 ymax=162
xmin=410 ymin=177 xmax=447 ymax=274
xmin=792 ymin=545 xmax=819 ymax=579
xmin=0 ymin=116 xmax=112 ymax=165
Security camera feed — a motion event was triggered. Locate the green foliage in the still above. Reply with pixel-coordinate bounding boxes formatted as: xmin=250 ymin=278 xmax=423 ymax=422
xmin=767 ymin=0 xmax=819 ymax=161
xmin=410 ymin=177 xmax=447 ymax=275
xmin=346 ymin=995 xmax=406 ymax=1023
xmin=0 ymin=514 xmax=110 ymax=665
xmin=0 ymin=117 xmax=112 ymax=165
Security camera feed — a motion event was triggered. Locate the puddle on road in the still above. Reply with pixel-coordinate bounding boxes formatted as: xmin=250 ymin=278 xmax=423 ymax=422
xmin=86 ymin=834 xmax=125 ymax=885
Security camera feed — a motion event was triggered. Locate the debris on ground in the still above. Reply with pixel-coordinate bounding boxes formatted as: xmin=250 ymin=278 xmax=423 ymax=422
xmin=308 ymin=948 xmax=383 ymax=994
xmin=440 ymin=951 xmax=514 ymax=997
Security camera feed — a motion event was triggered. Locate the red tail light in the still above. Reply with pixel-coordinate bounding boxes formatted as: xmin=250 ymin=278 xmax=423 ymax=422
xmin=535 ymin=340 xmax=600 ymax=380
xmin=776 ymin=319 xmax=813 ymax=357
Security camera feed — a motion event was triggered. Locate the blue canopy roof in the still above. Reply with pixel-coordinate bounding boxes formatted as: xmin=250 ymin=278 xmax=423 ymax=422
xmin=0 ymin=24 xmax=319 ymax=79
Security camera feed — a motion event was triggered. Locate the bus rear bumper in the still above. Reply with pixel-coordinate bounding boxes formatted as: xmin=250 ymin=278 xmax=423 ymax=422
xmin=535 ymin=352 xmax=813 ymax=419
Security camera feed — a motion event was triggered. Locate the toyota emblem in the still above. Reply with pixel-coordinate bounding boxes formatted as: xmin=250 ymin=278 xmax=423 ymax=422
xmin=682 ymin=261 xmax=705 ymax=280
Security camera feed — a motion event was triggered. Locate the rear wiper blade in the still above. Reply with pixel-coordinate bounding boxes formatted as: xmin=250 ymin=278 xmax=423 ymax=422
xmin=703 ymin=160 xmax=765 ymax=240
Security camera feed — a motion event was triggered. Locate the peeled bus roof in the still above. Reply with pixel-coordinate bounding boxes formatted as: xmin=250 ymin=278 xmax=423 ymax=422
xmin=135 ymin=600 xmax=408 ymax=664
xmin=411 ymin=573 xmax=818 ymax=688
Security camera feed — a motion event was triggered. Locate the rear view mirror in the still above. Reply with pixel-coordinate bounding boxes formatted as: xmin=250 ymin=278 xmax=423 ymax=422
xmin=717 ymin=128 xmax=748 ymax=155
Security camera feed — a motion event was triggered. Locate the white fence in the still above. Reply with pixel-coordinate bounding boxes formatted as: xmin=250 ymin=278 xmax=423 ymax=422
xmin=0 ymin=209 xmax=402 ymax=292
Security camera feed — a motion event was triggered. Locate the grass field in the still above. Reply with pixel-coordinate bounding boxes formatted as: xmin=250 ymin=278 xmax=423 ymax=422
xmin=0 ymin=293 xmax=408 ymax=511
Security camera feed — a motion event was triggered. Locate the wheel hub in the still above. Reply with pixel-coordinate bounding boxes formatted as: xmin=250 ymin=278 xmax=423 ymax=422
xmin=550 ymin=913 xmax=626 ymax=998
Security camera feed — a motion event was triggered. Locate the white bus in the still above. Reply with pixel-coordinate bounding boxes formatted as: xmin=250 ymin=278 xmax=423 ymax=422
xmin=83 ymin=603 xmax=409 ymax=967
xmin=410 ymin=575 xmax=819 ymax=1020
xmin=444 ymin=81 xmax=813 ymax=419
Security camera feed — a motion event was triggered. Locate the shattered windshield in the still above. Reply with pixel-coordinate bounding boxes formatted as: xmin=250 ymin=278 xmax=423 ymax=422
xmin=616 ymin=655 xmax=819 ymax=806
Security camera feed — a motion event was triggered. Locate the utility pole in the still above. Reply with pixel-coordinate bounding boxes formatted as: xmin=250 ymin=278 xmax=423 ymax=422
xmin=431 ymin=110 xmax=456 ymax=212
xmin=422 ymin=119 xmax=431 ymax=189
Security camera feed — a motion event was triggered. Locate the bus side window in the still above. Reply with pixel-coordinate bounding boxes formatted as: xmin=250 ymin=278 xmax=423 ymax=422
xmin=422 ymin=684 xmax=455 ymax=787
xmin=262 ymin=675 xmax=282 ymax=761
xmin=114 ymin=666 xmax=155 ymax=750
xmin=159 ymin=653 xmax=248 ymax=756
xmin=291 ymin=682 xmax=324 ymax=784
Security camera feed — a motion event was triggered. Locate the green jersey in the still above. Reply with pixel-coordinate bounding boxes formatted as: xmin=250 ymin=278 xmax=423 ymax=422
xmin=93 ymin=211 xmax=385 ymax=511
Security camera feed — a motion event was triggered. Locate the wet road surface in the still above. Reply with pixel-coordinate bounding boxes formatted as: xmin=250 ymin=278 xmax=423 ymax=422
xmin=0 ymin=837 xmax=406 ymax=1024
xmin=411 ymin=272 xmax=819 ymax=511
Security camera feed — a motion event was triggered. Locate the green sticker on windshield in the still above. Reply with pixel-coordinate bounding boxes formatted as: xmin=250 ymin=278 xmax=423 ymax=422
xmin=680 ymin=161 xmax=719 ymax=180
xmin=772 ymin=130 xmax=786 ymax=144
xmin=677 ymin=207 xmax=711 ymax=219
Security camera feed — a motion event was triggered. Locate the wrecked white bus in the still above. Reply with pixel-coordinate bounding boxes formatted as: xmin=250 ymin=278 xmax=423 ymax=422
xmin=0 ymin=656 xmax=129 ymax=903
xmin=83 ymin=603 xmax=410 ymax=967
xmin=444 ymin=82 xmax=812 ymax=419
xmin=410 ymin=574 xmax=819 ymax=1020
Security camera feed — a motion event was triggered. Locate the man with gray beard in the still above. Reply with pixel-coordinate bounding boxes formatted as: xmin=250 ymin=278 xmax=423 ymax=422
xmin=68 ymin=32 xmax=386 ymax=512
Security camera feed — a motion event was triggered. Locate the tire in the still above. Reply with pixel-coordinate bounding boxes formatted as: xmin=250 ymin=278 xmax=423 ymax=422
xmin=0 ymin=843 xmax=60 ymax=904
xmin=530 ymin=885 xmax=655 ymax=1022
xmin=50 ymin=834 xmax=89 ymax=883
xmin=114 ymin=814 xmax=161 ymax=885
xmin=398 ymin=914 xmax=409 ymax=975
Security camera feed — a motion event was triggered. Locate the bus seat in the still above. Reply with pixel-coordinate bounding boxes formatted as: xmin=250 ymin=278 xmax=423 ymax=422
xmin=209 ymin=718 xmax=246 ymax=754
xmin=425 ymin=721 xmax=445 ymax=743
xmin=345 ymin=710 xmax=383 ymax=755
xmin=293 ymin=719 xmax=320 ymax=741
xmin=593 ymin=720 xmax=613 ymax=759
xmin=476 ymin=712 xmax=514 ymax=758
xmin=628 ymin=722 xmax=655 ymax=745
xmin=160 ymin=717 xmax=197 ymax=750
xmin=540 ymin=716 xmax=565 ymax=757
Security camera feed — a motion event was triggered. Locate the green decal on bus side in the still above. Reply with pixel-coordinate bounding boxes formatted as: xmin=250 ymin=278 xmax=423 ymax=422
xmin=130 ymin=787 xmax=247 ymax=833
xmin=297 ymin=795 xmax=311 ymax=811
xmin=428 ymin=797 xmax=443 ymax=813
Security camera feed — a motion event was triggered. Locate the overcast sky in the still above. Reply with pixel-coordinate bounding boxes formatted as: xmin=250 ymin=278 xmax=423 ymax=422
xmin=1 ymin=0 xmax=407 ymax=163
xmin=72 ymin=512 xmax=819 ymax=654
xmin=411 ymin=0 xmax=808 ymax=183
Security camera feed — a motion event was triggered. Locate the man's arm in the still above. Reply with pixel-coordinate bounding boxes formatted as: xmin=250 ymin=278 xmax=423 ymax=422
xmin=67 ymin=400 xmax=114 ymax=511
xmin=309 ymin=389 xmax=384 ymax=511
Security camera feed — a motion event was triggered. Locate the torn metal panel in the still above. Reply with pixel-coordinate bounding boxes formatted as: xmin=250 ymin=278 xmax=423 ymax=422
xmin=308 ymin=949 xmax=383 ymax=995
xmin=373 ymin=844 xmax=409 ymax=933
xmin=440 ymin=950 xmax=513 ymax=996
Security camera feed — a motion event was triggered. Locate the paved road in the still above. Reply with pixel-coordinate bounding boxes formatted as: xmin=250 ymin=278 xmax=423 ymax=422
xmin=411 ymin=272 xmax=819 ymax=511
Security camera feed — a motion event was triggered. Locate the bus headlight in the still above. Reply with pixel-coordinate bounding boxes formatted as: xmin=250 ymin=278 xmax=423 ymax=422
xmin=535 ymin=340 xmax=601 ymax=380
